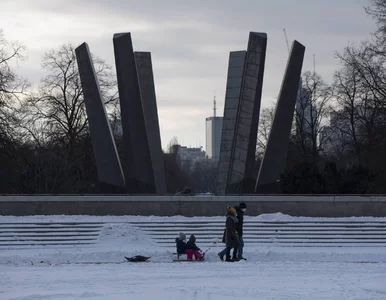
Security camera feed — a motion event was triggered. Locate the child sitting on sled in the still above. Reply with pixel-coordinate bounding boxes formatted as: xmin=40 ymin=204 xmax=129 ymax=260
xmin=175 ymin=232 xmax=190 ymax=258
xmin=186 ymin=234 xmax=204 ymax=260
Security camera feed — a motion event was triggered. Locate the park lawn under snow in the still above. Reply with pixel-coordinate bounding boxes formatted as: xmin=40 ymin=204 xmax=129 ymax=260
xmin=1 ymin=214 xmax=386 ymax=299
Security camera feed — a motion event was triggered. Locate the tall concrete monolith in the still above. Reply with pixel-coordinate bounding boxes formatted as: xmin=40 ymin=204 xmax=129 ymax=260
xmin=228 ymin=32 xmax=267 ymax=194
xmin=75 ymin=43 xmax=125 ymax=193
xmin=113 ymin=33 xmax=156 ymax=194
xmin=216 ymin=51 xmax=246 ymax=195
xmin=255 ymin=40 xmax=306 ymax=192
xmin=134 ymin=52 xmax=167 ymax=194
xmin=217 ymin=32 xmax=267 ymax=195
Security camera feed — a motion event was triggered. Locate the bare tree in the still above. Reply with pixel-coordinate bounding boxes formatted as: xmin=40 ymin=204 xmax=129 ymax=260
xmin=333 ymin=54 xmax=364 ymax=161
xmin=295 ymin=71 xmax=333 ymax=161
xmin=167 ymin=136 xmax=179 ymax=154
xmin=256 ymin=105 xmax=275 ymax=158
xmin=0 ymin=29 xmax=28 ymax=140
xmin=0 ymin=30 xmax=31 ymax=193
xmin=25 ymin=44 xmax=117 ymax=149
xmin=18 ymin=44 xmax=117 ymax=193
xmin=332 ymin=43 xmax=386 ymax=167
xmin=366 ymin=0 xmax=386 ymax=49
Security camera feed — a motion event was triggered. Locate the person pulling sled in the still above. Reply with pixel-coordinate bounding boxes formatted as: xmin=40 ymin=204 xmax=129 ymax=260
xmin=219 ymin=206 xmax=240 ymax=262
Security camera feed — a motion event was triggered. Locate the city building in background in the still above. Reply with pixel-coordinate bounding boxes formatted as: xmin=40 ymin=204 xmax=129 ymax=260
xmin=205 ymin=96 xmax=223 ymax=161
xmin=295 ymin=77 xmax=316 ymax=139
xmin=176 ymin=145 xmax=206 ymax=167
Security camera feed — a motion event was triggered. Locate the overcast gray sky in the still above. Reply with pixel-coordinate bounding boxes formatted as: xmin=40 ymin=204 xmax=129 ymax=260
xmin=1 ymin=0 xmax=376 ymax=150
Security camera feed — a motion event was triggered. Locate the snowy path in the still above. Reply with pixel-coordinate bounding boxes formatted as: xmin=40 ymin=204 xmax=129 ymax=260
xmin=2 ymin=260 xmax=386 ymax=299
xmin=2 ymin=214 xmax=386 ymax=299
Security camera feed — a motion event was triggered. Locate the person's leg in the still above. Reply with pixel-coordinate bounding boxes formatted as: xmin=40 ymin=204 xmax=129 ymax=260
xmin=193 ymin=251 xmax=203 ymax=260
xmin=225 ymin=246 xmax=232 ymax=262
xmin=238 ymin=235 xmax=244 ymax=259
xmin=232 ymin=246 xmax=239 ymax=261
xmin=218 ymin=247 xmax=227 ymax=260
xmin=185 ymin=249 xmax=193 ymax=260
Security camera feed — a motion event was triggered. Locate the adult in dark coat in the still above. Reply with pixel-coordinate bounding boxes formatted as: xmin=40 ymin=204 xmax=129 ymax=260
xmin=221 ymin=206 xmax=240 ymax=262
xmin=234 ymin=202 xmax=247 ymax=259
xmin=175 ymin=232 xmax=188 ymax=255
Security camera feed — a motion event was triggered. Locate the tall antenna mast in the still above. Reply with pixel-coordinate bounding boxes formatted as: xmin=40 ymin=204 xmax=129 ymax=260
xmin=283 ymin=28 xmax=290 ymax=54
xmin=213 ymin=95 xmax=217 ymax=117
xmin=313 ymin=54 xmax=316 ymax=75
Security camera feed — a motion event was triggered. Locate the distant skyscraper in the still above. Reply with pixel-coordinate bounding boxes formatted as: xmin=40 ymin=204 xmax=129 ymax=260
xmin=205 ymin=96 xmax=223 ymax=161
xmin=296 ymin=77 xmax=316 ymax=138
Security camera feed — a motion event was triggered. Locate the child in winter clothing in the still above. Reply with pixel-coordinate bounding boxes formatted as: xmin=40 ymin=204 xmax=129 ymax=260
xmin=186 ymin=234 xmax=204 ymax=260
xmin=175 ymin=232 xmax=194 ymax=259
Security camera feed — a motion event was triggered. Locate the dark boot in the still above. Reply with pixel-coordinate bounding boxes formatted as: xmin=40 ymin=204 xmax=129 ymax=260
xmin=225 ymin=247 xmax=233 ymax=262
xmin=232 ymin=247 xmax=240 ymax=261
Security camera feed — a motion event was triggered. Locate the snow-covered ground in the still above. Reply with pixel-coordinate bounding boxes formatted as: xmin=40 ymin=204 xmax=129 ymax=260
xmin=1 ymin=214 xmax=386 ymax=299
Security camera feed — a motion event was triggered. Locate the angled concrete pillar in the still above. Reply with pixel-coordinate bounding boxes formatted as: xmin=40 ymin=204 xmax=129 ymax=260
xmin=216 ymin=51 xmax=246 ymax=195
xmin=228 ymin=32 xmax=267 ymax=194
xmin=216 ymin=32 xmax=267 ymax=195
xmin=113 ymin=33 xmax=156 ymax=194
xmin=256 ymin=40 xmax=306 ymax=192
xmin=134 ymin=52 xmax=167 ymax=194
xmin=75 ymin=43 xmax=125 ymax=193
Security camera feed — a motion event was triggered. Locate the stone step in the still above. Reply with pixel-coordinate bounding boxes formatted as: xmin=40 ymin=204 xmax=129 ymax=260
xmin=142 ymin=231 xmax=386 ymax=236
xmin=140 ymin=227 xmax=386 ymax=232
xmin=0 ymin=225 xmax=104 ymax=229
xmin=151 ymin=235 xmax=386 ymax=240
xmin=156 ymin=242 xmax=386 ymax=247
xmin=135 ymin=224 xmax=386 ymax=229
xmin=0 ymin=237 xmax=98 ymax=242
xmin=0 ymin=222 xmax=104 ymax=225
xmin=0 ymin=242 xmax=96 ymax=247
xmin=0 ymin=229 xmax=102 ymax=233
xmin=0 ymin=232 xmax=100 ymax=237
xmin=155 ymin=239 xmax=386 ymax=245
xmin=128 ymin=221 xmax=386 ymax=224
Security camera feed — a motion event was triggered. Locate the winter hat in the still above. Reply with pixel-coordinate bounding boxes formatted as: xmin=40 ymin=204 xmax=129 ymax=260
xmin=239 ymin=202 xmax=247 ymax=209
xmin=179 ymin=232 xmax=186 ymax=240
xmin=189 ymin=234 xmax=196 ymax=242
xmin=227 ymin=206 xmax=237 ymax=216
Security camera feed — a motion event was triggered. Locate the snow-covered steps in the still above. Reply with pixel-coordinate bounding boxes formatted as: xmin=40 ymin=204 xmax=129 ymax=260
xmin=0 ymin=222 xmax=104 ymax=248
xmin=128 ymin=220 xmax=386 ymax=247
xmin=2 ymin=218 xmax=386 ymax=249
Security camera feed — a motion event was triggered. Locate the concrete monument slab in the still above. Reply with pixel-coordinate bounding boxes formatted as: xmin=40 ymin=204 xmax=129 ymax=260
xmin=113 ymin=33 xmax=156 ymax=194
xmin=134 ymin=52 xmax=167 ymax=194
xmin=75 ymin=43 xmax=125 ymax=193
xmin=256 ymin=40 xmax=306 ymax=192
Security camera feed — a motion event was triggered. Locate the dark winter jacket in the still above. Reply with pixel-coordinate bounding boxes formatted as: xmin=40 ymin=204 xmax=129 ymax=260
xmin=175 ymin=237 xmax=187 ymax=254
xmin=186 ymin=240 xmax=200 ymax=251
xmin=222 ymin=214 xmax=240 ymax=248
xmin=234 ymin=206 xmax=244 ymax=236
